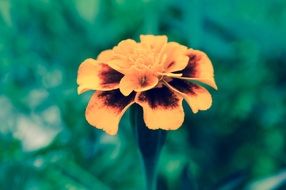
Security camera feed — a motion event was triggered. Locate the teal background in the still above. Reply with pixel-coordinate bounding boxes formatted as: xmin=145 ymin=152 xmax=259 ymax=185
xmin=1 ymin=0 xmax=286 ymax=189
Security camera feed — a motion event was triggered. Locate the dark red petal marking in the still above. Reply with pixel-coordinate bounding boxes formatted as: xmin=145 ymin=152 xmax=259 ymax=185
xmin=99 ymin=64 xmax=124 ymax=87
xmin=137 ymin=86 xmax=179 ymax=109
xmin=168 ymin=79 xmax=199 ymax=95
xmin=98 ymin=90 xmax=135 ymax=112
xmin=174 ymin=54 xmax=199 ymax=77
xmin=138 ymin=75 xmax=148 ymax=87
xmin=166 ymin=61 xmax=175 ymax=69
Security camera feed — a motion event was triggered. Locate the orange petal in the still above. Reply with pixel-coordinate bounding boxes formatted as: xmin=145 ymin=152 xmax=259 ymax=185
xmin=100 ymin=40 xmax=138 ymax=73
xmin=97 ymin=50 xmax=130 ymax=74
xmin=165 ymin=79 xmax=212 ymax=113
xmin=113 ymin=39 xmax=138 ymax=55
xmin=136 ymin=86 xmax=184 ymax=130
xmin=85 ymin=90 xmax=135 ymax=135
xmin=97 ymin=49 xmax=114 ymax=62
xmin=103 ymin=59 xmax=131 ymax=74
xmin=140 ymin=35 xmax=167 ymax=51
xmin=163 ymin=42 xmax=189 ymax=73
xmin=77 ymin=58 xmax=123 ymax=94
xmin=172 ymin=49 xmax=217 ymax=89
xmin=119 ymin=70 xmax=159 ymax=96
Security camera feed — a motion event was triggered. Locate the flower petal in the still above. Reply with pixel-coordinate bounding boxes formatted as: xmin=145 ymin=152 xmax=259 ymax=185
xmin=113 ymin=39 xmax=138 ymax=55
xmin=77 ymin=58 xmax=124 ymax=94
xmin=165 ymin=79 xmax=212 ymax=113
xmin=173 ymin=49 xmax=217 ymax=89
xmin=97 ymin=50 xmax=130 ymax=74
xmin=163 ymin=42 xmax=189 ymax=73
xmin=119 ymin=69 xmax=159 ymax=96
xmin=85 ymin=90 xmax=135 ymax=135
xmin=97 ymin=49 xmax=114 ymax=62
xmin=104 ymin=40 xmax=139 ymax=73
xmin=136 ymin=86 xmax=184 ymax=130
xmin=140 ymin=35 xmax=167 ymax=51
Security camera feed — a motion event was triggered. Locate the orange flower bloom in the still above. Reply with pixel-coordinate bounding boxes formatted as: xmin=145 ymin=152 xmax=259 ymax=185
xmin=77 ymin=35 xmax=217 ymax=135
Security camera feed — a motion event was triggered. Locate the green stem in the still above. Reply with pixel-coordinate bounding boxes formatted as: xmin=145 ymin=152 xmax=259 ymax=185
xmin=131 ymin=105 xmax=167 ymax=190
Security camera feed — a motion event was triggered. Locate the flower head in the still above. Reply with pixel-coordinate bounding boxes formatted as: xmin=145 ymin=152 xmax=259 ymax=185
xmin=77 ymin=35 xmax=217 ymax=135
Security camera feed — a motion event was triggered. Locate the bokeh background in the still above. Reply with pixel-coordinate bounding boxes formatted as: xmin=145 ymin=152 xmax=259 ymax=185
xmin=1 ymin=0 xmax=286 ymax=189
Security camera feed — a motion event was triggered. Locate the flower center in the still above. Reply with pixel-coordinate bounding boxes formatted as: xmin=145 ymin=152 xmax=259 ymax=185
xmin=156 ymin=75 xmax=172 ymax=88
xmin=127 ymin=46 xmax=165 ymax=72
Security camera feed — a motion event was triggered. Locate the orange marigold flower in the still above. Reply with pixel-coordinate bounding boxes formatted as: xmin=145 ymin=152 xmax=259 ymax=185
xmin=77 ymin=35 xmax=217 ymax=135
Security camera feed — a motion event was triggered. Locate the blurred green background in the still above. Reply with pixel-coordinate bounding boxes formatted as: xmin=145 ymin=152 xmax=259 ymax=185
xmin=1 ymin=0 xmax=286 ymax=189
